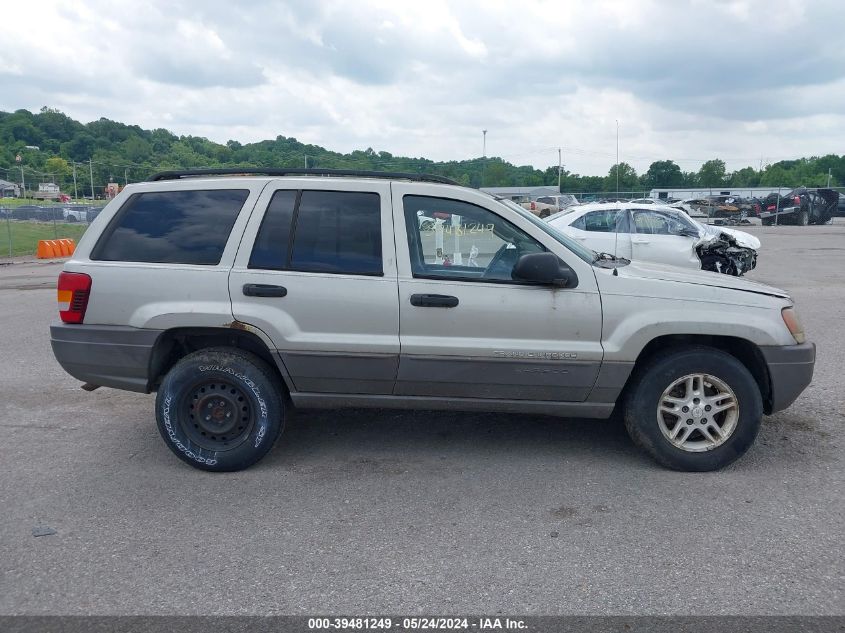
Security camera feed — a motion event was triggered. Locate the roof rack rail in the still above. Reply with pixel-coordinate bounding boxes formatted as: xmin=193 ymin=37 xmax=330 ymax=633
xmin=148 ymin=168 xmax=460 ymax=185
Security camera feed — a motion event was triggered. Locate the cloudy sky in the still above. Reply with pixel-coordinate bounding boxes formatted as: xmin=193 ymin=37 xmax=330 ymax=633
xmin=1 ymin=0 xmax=843 ymax=175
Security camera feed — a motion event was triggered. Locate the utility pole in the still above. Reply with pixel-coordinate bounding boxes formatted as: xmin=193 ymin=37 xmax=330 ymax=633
xmin=304 ymin=155 xmax=308 ymax=168
xmin=89 ymin=159 xmax=95 ymax=200
xmin=124 ymin=167 xmax=129 ymax=186
xmin=615 ymin=120 xmax=620 ymax=196
xmin=828 ymin=168 xmax=832 ymax=187
xmin=72 ymin=162 xmax=78 ymax=200
xmin=481 ymin=129 xmax=487 ymax=187
xmin=558 ymin=147 xmax=562 ymax=193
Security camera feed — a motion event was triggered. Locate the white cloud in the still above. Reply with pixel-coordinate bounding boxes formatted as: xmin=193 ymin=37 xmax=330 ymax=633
xmin=1 ymin=0 xmax=843 ymax=175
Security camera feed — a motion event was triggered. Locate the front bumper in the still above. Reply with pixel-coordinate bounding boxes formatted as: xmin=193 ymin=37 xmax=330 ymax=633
xmin=50 ymin=323 xmax=161 ymax=393
xmin=760 ymin=342 xmax=816 ymax=413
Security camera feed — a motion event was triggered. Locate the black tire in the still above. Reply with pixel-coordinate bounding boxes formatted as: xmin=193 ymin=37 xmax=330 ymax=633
xmin=797 ymin=209 xmax=809 ymax=226
xmin=623 ymin=347 xmax=762 ymax=471
xmin=155 ymin=348 xmax=285 ymax=471
xmin=761 ymin=217 xmax=773 ymax=226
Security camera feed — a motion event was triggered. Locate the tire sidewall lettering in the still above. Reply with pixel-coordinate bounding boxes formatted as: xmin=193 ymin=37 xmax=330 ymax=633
xmin=160 ymin=394 xmax=218 ymax=466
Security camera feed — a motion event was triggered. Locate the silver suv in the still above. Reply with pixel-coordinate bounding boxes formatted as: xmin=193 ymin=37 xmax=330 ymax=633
xmin=50 ymin=169 xmax=815 ymax=472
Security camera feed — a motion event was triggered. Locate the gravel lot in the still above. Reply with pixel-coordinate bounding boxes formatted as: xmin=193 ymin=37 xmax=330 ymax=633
xmin=0 ymin=221 xmax=842 ymax=616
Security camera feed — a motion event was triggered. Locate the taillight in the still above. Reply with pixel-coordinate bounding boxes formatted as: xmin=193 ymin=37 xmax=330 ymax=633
xmin=793 ymin=196 xmax=801 ymax=206
xmin=57 ymin=272 xmax=91 ymax=324
xmin=767 ymin=205 xmax=776 ymax=211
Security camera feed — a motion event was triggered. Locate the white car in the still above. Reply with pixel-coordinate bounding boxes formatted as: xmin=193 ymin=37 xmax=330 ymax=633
xmin=547 ymin=202 xmax=760 ymax=276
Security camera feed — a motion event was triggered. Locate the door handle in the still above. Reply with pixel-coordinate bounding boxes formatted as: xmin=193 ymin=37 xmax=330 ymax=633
xmin=243 ymin=283 xmax=287 ymax=297
xmin=632 ymin=238 xmax=650 ymax=244
xmin=410 ymin=294 xmax=459 ymax=308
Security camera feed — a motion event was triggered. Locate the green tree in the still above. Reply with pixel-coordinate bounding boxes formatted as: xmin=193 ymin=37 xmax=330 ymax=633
xmin=729 ymin=166 xmax=759 ymax=187
xmin=697 ymin=159 xmax=726 ymax=187
xmin=44 ymin=156 xmax=71 ymax=189
xmin=605 ymin=162 xmax=638 ymax=192
xmin=642 ymin=160 xmax=683 ymax=188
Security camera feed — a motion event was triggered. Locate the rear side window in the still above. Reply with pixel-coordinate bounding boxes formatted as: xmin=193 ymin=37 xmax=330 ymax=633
xmin=92 ymin=189 xmax=249 ymax=265
xmin=249 ymin=190 xmax=382 ymax=275
xmin=248 ymin=190 xmax=297 ymax=270
xmin=572 ymin=209 xmax=624 ymax=232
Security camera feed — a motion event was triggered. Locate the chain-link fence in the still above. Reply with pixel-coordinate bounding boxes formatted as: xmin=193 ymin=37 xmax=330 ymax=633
xmin=560 ymin=186 xmax=845 ymax=225
xmin=1 ymin=200 xmax=107 ymax=260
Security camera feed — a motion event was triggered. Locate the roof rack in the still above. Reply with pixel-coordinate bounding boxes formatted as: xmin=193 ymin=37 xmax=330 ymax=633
xmin=148 ymin=168 xmax=460 ymax=185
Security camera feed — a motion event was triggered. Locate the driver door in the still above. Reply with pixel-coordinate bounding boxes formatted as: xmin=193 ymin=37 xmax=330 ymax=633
xmin=630 ymin=208 xmax=700 ymax=269
xmin=391 ymin=183 xmax=603 ymax=402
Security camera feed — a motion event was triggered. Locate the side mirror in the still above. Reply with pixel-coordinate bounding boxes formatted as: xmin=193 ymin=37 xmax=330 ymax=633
xmin=513 ymin=252 xmax=577 ymax=288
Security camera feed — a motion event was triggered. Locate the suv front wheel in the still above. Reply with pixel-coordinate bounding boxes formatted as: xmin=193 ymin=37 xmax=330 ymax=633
xmin=624 ymin=347 xmax=763 ymax=471
xmin=155 ymin=348 xmax=285 ymax=471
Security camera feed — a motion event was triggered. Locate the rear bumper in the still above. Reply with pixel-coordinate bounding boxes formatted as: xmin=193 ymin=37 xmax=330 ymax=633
xmin=50 ymin=323 xmax=161 ymax=393
xmin=760 ymin=342 xmax=816 ymax=413
xmin=760 ymin=206 xmax=798 ymax=219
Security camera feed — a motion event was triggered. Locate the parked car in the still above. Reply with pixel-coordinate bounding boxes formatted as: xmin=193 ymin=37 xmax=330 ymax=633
xmin=11 ymin=205 xmax=42 ymax=220
xmin=668 ymin=199 xmax=710 ymax=219
xmin=837 ymin=192 xmax=845 ymax=217
xmin=521 ymin=194 xmax=578 ymax=218
xmin=547 ymin=202 xmax=759 ymax=275
xmin=759 ymin=188 xmax=838 ymax=226
xmin=51 ymin=168 xmax=813 ymax=473
xmin=62 ymin=207 xmax=86 ymax=222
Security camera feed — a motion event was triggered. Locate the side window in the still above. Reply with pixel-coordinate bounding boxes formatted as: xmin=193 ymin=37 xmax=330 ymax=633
xmin=290 ymin=190 xmax=382 ymax=275
xmin=92 ymin=189 xmax=249 ymax=265
xmin=633 ymin=210 xmax=672 ymax=235
xmin=249 ymin=190 xmax=297 ymax=270
xmin=578 ymin=209 xmax=626 ymax=233
xmin=403 ymin=195 xmax=544 ymax=282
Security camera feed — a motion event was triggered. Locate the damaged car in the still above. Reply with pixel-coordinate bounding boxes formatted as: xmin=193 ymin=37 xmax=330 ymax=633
xmin=759 ymin=187 xmax=838 ymax=226
xmin=548 ymin=203 xmax=759 ymax=276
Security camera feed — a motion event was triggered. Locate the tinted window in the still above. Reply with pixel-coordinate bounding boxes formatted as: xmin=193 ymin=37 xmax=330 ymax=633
xmin=403 ymin=195 xmax=544 ymax=282
xmin=249 ymin=190 xmax=297 ymax=270
xmin=290 ymin=191 xmax=382 ymax=275
xmin=92 ymin=189 xmax=248 ymax=265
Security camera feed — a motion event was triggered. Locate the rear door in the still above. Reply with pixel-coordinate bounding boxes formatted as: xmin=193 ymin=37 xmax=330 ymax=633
xmin=230 ymin=179 xmax=399 ymax=395
xmin=392 ymin=183 xmax=603 ymax=402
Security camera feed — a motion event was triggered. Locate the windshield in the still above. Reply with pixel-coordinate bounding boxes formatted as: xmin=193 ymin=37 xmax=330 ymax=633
xmin=494 ymin=197 xmax=597 ymax=262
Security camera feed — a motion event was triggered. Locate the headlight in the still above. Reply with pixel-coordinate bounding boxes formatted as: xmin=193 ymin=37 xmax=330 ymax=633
xmin=781 ymin=307 xmax=805 ymax=344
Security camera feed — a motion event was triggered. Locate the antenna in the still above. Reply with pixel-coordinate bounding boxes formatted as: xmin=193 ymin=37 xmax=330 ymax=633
xmin=612 ymin=201 xmax=621 ymax=276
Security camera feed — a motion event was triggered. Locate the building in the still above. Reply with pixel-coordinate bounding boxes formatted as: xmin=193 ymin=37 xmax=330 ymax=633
xmin=480 ymin=185 xmax=560 ymax=202
xmin=0 ymin=179 xmax=21 ymax=197
xmin=648 ymin=186 xmax=791 ymax=200
xmin=33 ymin=182 xmax=61 ymax=200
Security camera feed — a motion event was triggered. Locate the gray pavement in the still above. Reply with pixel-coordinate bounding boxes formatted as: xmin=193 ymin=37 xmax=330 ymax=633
xmin=0 ymin=221 xmax=843 ymax=615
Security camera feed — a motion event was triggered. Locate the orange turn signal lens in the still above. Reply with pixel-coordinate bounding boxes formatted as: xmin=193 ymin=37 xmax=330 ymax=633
xmin=781 ymin=307 xmax=805 ymax=344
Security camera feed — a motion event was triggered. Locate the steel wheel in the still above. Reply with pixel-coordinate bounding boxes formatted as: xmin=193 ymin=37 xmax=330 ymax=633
xmin=181 ymin=379 xmax=254 ymax=451
xmin=657 ymin=373 xmax=739 ymax=452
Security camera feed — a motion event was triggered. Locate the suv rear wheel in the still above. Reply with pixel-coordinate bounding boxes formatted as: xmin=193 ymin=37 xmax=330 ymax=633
xmin=155 ymin=348 xmax=284 ymax=471
xmin=624 ymin=347 xmax=762 ymax=471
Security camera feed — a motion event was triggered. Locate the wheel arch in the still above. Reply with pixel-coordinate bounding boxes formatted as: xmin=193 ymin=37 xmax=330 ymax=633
xmin=622 ymin=334 xmax=773 ymax=414
xmin=147 ymin=325 xmax=291 ymax=394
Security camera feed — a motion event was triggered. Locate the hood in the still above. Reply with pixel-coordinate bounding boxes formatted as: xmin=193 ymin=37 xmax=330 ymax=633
xmin=615 ymin=260 xmax=790 ymax=299
xmin=699 ymin=224 xmax=761 ymax=249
